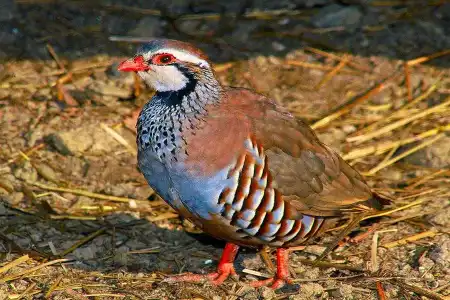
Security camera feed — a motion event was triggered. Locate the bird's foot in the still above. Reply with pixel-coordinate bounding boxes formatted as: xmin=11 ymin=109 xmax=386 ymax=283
xmin=248 ymin=275 xmax=292 ymax=289
xmin=163 ymin=262 xmax=237 ymax=285
xmin=249 ymin=248 xmax=292 ymax=289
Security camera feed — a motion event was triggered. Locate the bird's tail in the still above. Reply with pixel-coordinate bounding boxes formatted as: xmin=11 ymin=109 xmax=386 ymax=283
xmin=366 ymin=191 xmax=394 ymax=210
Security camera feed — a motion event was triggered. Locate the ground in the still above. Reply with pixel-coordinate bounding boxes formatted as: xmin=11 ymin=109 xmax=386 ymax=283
xmin=0 ymin=0 xmax=450 ymax=299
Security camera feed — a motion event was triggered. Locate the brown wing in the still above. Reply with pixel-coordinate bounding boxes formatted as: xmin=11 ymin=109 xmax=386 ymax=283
xmin=222 ymin=88 xmax=380 ymax=217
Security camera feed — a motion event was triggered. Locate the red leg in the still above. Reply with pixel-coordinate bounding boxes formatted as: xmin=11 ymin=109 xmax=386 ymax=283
xmin=164 ymin=243 xmax=239 ymax=285
xmin=250 ymin=248 xmax=292 ymax=289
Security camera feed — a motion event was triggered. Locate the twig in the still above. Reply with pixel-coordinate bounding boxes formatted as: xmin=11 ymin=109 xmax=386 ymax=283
xmin=214 ymin=62 xmax=235 ymax=73
xmin=389 ymin=279 xmax=446 ymax=300
xmin=147 ymin=212 xmax=179 ymax=222
xmin=285 ymin=60 xmax=360 ymax=75
xmin=242 ymin=268 xmax=272 ymax=278
xmin=100 ymin=123 xmax=137 ymax=155
xmin=342 ymin=124 xmax=450 ymax=160
xmin=382 ymin=230 xmax=440 ymax=249
xmin=259 ymin=248 xmax=275 ymax=272
xmin=0 ymin=255 xmax=30 ymax=274
xmin=298 ymin=258 xmax=364 ymax=272
xmin=29 ymin=181 xmax=159 ymax=205
xmin=304 ymin=47 xmax=372 ymax=72
xmin=407 ymin=169 xmax=449 ymax=190
xmin=49 ymin=215 xmax=97 ymax=220
xmin=311 ymin=72 xmax=397 ymax=130
xmin=64 ymin=288 xmax=90 ymax=300
xmin=362 ymin=197 xmax=433 ymax=221
xmin=364 ymin=133 xmax=445 ymax=175
xmin=0 ymin=258 xmax=71 ymax=282
xmin=407 ymin=49 xmax=450 ymax=66
xmin=315 ymin=55 xmax=350 ymax=90
xmin=126 ymin=247 xmax=160 ymax=255
xmin=368 ymin=123 xmax=413 ymax=175
xmin=348 ymin=97 xmax=450 ymax=143
xmin=376 ymin=282 xmax=387 ymax=300
xmin=371 ymin=229 xmax=397 ymax=273
xmin=84 ymin=294 xmax=125 ymax=298
xmin=59 ymin=228 xmax=106 ymax=257
xmin=404 ymin=62 xmax=413 ymax=102
xmin=45 ymin=274 xmax=63 ymax=298
xmin=46 ymin=43 xmax=66 ymax=71
xmin=16 ymin=282 xmax=37 ymax=300
xmin=316 ymin=213 xmax=369 ymax=261
xmin=293 ymin=274 xmax=365 ymax=283
xmin=349 ymin=79 xmax=442 ymax=137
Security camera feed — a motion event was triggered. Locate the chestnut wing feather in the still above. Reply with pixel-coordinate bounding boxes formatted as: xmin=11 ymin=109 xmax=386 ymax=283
xmin=223 ymin=88 xmax=377 ymax=217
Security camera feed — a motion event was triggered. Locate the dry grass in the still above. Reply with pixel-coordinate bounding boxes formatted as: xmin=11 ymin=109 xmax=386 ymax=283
xmin=0 ymin=34 xmax=449 ymax=300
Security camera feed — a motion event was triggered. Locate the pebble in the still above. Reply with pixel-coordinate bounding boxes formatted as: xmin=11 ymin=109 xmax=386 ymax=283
xmin=0 ymin=177 xmax=14 ymax=193
xmin=10 ymin=192 xmax=24 ymax=205
xmin=312 ymin=4 xmax=362 ymax=28
xmin=271 ymin=41 xmax=286 ymax=52
xmin=402 ymin=136 xmax=450 ymax=168
xmin=13 ymin=161 xmax=38 ymax=183
xmin=91 ymin=82 xmax=132 ymax=98
xmin=34 ymin=162 xmax=59 ymax=183
xmin=290 ymin=283 xmax=323 ymax=299
xmin=260 ymin=286 xmax=277 ymax=299
xmin=44 ymin=133 xmax=73 ymax=156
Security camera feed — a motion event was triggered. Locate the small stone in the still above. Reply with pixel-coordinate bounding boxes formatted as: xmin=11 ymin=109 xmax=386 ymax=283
xmin=254 ymin=56 xmax=267 ymax=68
xmin=0 ymin=177 xmax=14 ymax=193
xmin=54 ymin=124 xmax=120 ymax=155
xmin=380 ymin=169 xmax=403 ymax=181
xmin=34 ymin=162 xmax=59 ymax=183
xmin=272 ymin=41 xmax=286 ymax=52
xmin=260 ymin=286 xmax=276 ymax=299
xmin=73 ymin=246 xmax=96 ymax=260
xmin=44 ymin=134 xmax=73 ymax=156
xmin=9 ymin=192 xmax=24 ymax=205
xmin=91 ymin=82 xmax=132 ymax=98
xmin=13 ymin=161 xmax=38 ymax=183
xmin=402 ymin=136 xmax=450 ymax=168
xmin=304 ymin=245 xmax=326 ymax=256
xmin=312 ymin=4 xmax=362 ymax=28
xmin=342 ymin=124 xmax=356 ymax=134
xmin=290 ymin=283 xmax=323 ymax=299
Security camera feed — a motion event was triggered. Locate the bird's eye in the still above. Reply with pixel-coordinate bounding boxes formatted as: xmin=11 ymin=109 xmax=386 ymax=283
xmin=153 ymin=53 xmax=176 ymax=65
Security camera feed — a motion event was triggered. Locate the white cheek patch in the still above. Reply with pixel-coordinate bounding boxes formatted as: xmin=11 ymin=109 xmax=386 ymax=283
xmin=138 ymin=65 xmax=188 ymax=92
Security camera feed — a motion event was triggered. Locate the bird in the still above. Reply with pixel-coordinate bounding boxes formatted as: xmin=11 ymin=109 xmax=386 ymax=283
xmin=118 ymin=39 xmax=388 ymax=289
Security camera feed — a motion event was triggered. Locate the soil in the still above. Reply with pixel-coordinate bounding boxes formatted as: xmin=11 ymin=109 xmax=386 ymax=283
xmin=0 ymin=0 xmax=449 ymax=299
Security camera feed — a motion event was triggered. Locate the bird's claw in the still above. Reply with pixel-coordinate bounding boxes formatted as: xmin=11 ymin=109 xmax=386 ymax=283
xmin=249 ymin=276 xmax=292 ymax=289
xmin=163 ymin=262 xmax=237 ymax=285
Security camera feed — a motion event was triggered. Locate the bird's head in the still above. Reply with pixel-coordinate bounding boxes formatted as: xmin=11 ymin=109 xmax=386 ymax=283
xmin=118 ymin=39 xmax=213 ymax=92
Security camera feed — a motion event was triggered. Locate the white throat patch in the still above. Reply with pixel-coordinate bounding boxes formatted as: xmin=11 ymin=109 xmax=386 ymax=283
xmin=138 ymin=65 xmax=189 ymax=92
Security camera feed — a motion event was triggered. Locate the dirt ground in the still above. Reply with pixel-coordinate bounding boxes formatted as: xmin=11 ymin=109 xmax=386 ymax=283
xmin=0 ymin=1 xmax=450 ymax=299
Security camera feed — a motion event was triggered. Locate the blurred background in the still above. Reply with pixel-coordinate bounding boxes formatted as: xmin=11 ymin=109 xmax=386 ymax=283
xmin=0 ymin=1 xmax=449 ymax=299
xmin=0 ymin=0 xmax=449 ymax=63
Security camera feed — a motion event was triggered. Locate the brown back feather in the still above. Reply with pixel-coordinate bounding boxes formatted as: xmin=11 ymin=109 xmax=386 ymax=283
xmin=186 ymin=87 xmax=385 ymax=216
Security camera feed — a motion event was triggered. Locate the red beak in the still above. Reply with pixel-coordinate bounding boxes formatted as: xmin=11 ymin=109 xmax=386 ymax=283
xmin=118 ymin=56 xmax=151 ymax=72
